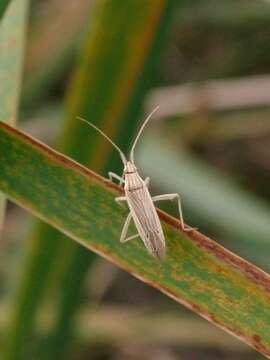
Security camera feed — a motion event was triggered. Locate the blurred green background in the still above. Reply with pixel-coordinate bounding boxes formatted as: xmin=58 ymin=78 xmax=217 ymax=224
xmin=1 ymin=0 xmax=270 ymax=359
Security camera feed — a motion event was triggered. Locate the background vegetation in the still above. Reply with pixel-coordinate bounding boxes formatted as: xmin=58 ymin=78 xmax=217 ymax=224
xmin=1 ymin=0 xmax=270 ymax=359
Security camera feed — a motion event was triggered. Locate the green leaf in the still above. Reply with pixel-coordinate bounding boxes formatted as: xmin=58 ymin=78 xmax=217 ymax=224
xmin=1 ymin=122 xmax=270 ymax=358
xmin=0 ymin=0 xmax=29 ymax=232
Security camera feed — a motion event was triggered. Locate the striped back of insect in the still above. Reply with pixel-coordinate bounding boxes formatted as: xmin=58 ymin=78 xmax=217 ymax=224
xmin=124 ymin=162 xmax=166 ymax=260
xmin=78 ymin=107 xmax=167 ymax=260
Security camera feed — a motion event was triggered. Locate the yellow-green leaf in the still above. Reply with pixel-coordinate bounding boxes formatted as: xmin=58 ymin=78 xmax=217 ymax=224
xmin=1 ymin=121 xmax=270 ymax=358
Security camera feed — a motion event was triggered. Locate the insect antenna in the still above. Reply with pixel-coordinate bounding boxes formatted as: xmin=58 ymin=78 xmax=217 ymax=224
xmin=77 ymin=116 xmax=127 ymax=165
xmin=129 ymin=106 xmax=159 ymax=163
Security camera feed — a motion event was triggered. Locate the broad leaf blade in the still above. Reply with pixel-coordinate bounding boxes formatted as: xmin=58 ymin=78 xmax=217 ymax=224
xmin=0 ymin=122 xmax=270 ymax=358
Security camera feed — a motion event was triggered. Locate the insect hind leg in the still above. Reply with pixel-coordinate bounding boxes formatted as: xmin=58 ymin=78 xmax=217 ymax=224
xmin=152 ymin=193 xmax=193 ymax=232
xmin=120 ymin=212 xmax=139 ymax=243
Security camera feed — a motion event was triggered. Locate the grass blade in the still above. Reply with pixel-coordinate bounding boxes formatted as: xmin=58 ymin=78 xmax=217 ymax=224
xmin=1 ymin=122 xmax=270 ymax=357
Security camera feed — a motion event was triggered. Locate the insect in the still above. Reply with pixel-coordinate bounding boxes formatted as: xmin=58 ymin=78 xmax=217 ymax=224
xmin=78 ymin=107 xmax=190 ymax=260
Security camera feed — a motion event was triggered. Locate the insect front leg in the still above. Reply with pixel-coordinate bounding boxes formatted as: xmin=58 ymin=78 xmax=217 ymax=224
xmin=120 ymin=212 xmax=139 ymax=243
xmin=152 ymin=193 xmax=192 ymax=231
xmin=108 ymin=171 xmax=124 ymax=186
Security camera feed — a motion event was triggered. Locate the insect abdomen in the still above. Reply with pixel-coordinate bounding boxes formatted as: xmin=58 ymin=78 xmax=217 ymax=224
xmin=126 ymin=185 xmax=166 ymax=260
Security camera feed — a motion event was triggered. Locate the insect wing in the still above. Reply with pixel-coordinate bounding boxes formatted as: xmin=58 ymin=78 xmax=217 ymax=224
xmin=126 ymin=186 xmax=166 ymax=260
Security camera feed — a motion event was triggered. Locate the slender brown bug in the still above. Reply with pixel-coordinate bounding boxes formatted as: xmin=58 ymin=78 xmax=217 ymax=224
xmin=78 ymin=107 xmax=190 ymax=260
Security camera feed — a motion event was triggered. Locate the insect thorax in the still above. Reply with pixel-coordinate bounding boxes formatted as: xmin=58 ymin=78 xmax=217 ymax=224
xmin=124 ymin=161 xmax=137 ymax=174
xmin=124 ymin=162 xmax=144 ymax=192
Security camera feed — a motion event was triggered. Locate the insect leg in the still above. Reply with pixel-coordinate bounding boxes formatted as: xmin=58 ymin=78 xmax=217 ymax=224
xmin=152 ymin=193 xmax=192 ymax=231
xmin=108 ymin=172 xmax=124 ymax=186
xmin=120 ymin=212 xmax=139 ymax=243
xmin=122 ymin=234 xmax=140 ymax=243
xmin=144 ymin=177 xmax=150 ymax=187
xmin=115 ymin=196 xmax=127 ymax=209
xmin=116 ymin=195 xmax=126 ymax=202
